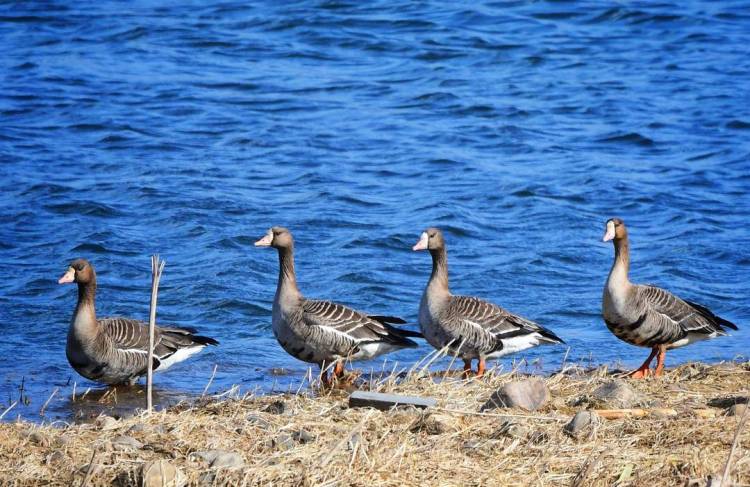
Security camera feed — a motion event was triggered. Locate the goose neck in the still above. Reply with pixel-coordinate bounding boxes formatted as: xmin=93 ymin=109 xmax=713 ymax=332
xmin=276 ymin=246 xmax=300 ymax=299
xmin=428 ymin=247 xmax=450 ymax=293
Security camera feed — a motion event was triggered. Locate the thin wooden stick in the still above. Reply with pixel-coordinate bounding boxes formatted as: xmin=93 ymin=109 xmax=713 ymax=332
xmin=80 ymin=448 xmax=98 ymax=487
xmin=146 ymin=255 xmax=166 ymax=414
xmin=39 ymin=387 xmax=59 ymax=416
xmin=721 ymin=401 xmax=749 ymax=485
xmin=0 ymin=401 xmax=17 ymax=420
xmin=201 ymin=364 xmax=218 ymax=397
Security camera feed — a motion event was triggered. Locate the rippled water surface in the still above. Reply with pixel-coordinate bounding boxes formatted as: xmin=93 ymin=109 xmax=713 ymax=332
xmin=1 ymin=0 xmax=749 ymax=421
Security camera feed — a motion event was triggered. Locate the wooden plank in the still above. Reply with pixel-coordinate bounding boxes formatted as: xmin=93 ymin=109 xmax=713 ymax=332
xmin=349 ymin=391 xmax=437 ymax=411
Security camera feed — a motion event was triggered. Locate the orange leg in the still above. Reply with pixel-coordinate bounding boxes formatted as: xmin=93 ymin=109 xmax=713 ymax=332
xmin=628 ymin=346 xmax=659 ymax=379
xmin=463 ymin=359 xmax=472 ymax=378
xmin=476 ymin=358 xmax=486 ymax=378
xmin=333 ymin=361 xmax=345 ymax=378
xmin=653 ymin=345 xmax=667 ymax=377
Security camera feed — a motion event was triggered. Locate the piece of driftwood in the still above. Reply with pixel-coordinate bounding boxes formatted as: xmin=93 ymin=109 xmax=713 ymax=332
xmin=594 ymin=408 xmax=716 ymax=419
xmin=349 ymin=391 xmax=437 ymax=411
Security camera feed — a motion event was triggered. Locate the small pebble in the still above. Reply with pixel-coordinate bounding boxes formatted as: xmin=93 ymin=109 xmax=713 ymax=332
xmin=292 ymin=429 xmax=315 ymax=444
xmin=272 ymin=433 xmax=296 ymax=451
xmin=95 ymin=415 xmax=118 ymax=431
xmin=142 ymin=459 xmax=186 ymax=487
xmin=111 ymin=435 xmax=143 ymax=451
xmin=564 ymin=410 xmax=600 ymax=439
xmin=246 ymin=414 xmax=272 ymax=429
xmin=263 ymin=400 xmax=286 ymax=415
xmin=28 ymin=431 xmax=49 ymax=446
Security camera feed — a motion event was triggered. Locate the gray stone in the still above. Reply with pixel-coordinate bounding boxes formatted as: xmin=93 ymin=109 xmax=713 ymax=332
xmin=112 ymin=435 xmax=143 ymax=451
xmin=58 ymin=434 xmax=74 ymax=446
xmin=409 ymin=414 xmax=445 ymax=435
xmin=142 ymin=460 xmax=186 ymax=487
xmin=591 ymin=380 xmax=640 ymax=408
xmin=564 ymin=410 xmax=600 ymax=439
xmin=45 ymin=450 xmax=66 ymax=465
xmin=272 ymin=433 xmax=296 ymax=451
xmin=481 ymin=378 xmax=549 ymax=411
xmin=263 ymin=400 xmax=286 ymax=415
xmin=211 ymin=452 xmax=245 ymax=469
xmin=291 ymin=429 xmax=315 ymax=444
xmin=491 ymin=420 xmax=528 ymax=440
xmin=28 ymin=431 xmax=49 ymax=446
xmin=528 ymin=430 xmax=549 ymax=444
xmin=128 ymin=423 xmax=146 ymax=433
xmin=95 ymin=415 xmax=118 ymax=431
xmin=727 ymin=404 xmax=748 ymax=417
xmin=192 ymin=450 xmax=245 ymax=469
xmin=246 ymin=414 xmax=272 ymax=429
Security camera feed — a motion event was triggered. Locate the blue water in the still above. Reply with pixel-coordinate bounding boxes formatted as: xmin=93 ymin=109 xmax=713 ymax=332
xmin=1 ymin=1 xmax=749 ymax=421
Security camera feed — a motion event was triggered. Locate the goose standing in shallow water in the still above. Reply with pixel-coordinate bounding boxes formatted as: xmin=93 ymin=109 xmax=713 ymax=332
xmin=601 ymin=218 xmax=738 ymax=378
xmin=413 ymin=228 xmax=564 ymax=377
xmin=59 ymin=259 xmax=218 ymax=385
xmin=254 ymin=227 xmax=421 ymax=385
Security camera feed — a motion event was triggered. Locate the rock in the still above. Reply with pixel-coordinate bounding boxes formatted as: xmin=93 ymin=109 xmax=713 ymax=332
xmin=58 ymin=434 xmax=74 ymax=447
xmin=727 ymin=404 xmax=748 ymax=417
xmin=528 ymin=430 xmax=549 ymax=444
xmin=112 ymin=435 xmax=143 ymax=451
xmin=591 ymin=380 xmax=640 ymax=408
xmin=28 ymin=431 xmax=49 ymax=446
xmin=128 ymin=423 xmax=146 ymax=433
xmin=192 ymin=450 xmax=245 ymax=469
xmin=409 ymin=414 xmax=445 ymax=435
xmin=45 ymin=450 xmax=66 ymax=465
xmin=481 ymin=378 xmax=549 ymax=411
xmin=564 ymin=411 xmax=600 ymax=439
xmin=95 ymin=415 xmax=118 ymax=431
xmin=491 ymin=420 xmax=528 ymax=440
xmin=210 ymin=452 xmax=245 ymax=469
xmin=291 ymin=429 xmax=315 ymax=444
xmin=142 ymin=460 xmax=186 ymax=487
xmin=272 ymin=433 xmax=296 ymax=451
xmin=263 ymin=400 xmax=286 ymax=415
xmin=246 ymin=414 xmax=272 ymax=429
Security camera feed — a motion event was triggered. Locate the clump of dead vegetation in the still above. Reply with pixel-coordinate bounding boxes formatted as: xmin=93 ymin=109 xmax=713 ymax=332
xmin=0 ymin=361 xmax=748 ymax=486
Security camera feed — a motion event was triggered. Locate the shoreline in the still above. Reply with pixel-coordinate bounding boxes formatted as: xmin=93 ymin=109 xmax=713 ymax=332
xmin=1 ymin=361 xmax=748 ymax=485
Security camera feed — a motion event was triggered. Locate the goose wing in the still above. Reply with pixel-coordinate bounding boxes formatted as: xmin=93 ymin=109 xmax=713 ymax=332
xmin=442 ymin=296 xmax=563 ymax=354
xmin=637 ymin=285 xmax=737 ymax=340
xmin=301 ymin=300 xmax=417 ymax=355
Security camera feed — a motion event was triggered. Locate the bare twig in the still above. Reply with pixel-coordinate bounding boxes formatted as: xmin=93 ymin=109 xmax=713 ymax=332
xmin=202 ymin=364 xmax=218 ymax=397
xmin=0 ymin=401 xmax=17 ymax=420
xmin=39 ymin=387 xmax=59 ymax=416
xmin=146 ymin=255 xmax=166 ymax=414
xmin=721 ymin=400 xmax=749 ymax=486
xmin=79 ymin=449 xmax=98 ymax=487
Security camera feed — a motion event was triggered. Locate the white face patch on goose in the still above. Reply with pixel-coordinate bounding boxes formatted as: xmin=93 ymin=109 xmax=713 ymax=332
xmin=412 ymin=232 xmax=429 ymax=251
xmin=602 ymin=220 xmax=616 ymax=242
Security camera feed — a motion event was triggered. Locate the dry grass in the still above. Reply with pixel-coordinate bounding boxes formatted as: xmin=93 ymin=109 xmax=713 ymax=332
xmin=0 ymin=362 xmax=748 ymax=486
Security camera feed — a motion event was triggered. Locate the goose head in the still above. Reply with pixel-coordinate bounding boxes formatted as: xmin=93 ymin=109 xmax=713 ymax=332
xmin=412 ymin=227 xmax=445 ymax=251
xmin=58 ymin=258 xmax=95 ymax=285
xmin=602 ymin=218 xmax=627 ymax=242
xmin=255 ymin=226 xmax=293 ymax=250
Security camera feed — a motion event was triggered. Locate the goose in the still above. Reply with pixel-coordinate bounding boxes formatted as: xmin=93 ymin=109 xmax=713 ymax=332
xmin=58 ymin=258 xmax=218 ymax=385
xmin=413 ymin=228 xmax=564 ymax=377
xmin=254 ymin=227 xmax=421 ymax=385
xmin=602 ymin=218 xmax=738 ymax=378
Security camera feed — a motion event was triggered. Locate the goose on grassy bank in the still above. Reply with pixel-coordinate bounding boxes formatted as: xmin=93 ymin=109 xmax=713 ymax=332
xmin=413 ymin=227 xmax=564 ymax=377
xmin=59 ymin=258 xmax=218 ymax=385
xmin=602 ymin=218 xmax=738 ymax=378
xmin=254 ymin=227 xmax=422 ymax=385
